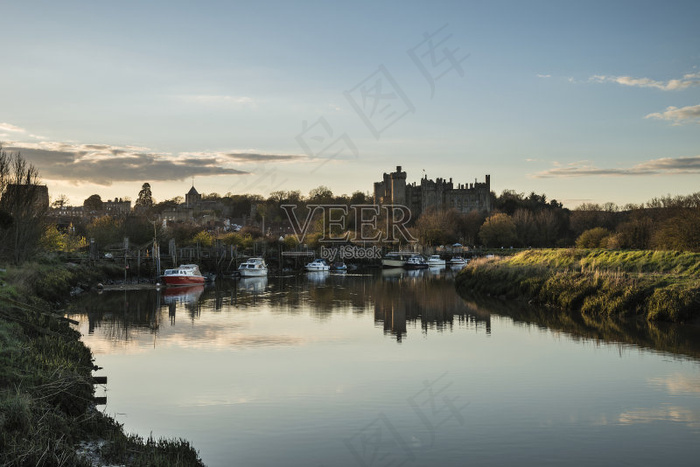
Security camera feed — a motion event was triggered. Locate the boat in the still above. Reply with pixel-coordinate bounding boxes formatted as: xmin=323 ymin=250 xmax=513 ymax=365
xmin=427 ymin=255 xmax=446 ymax=267
xmin=381 ymin=251 xmax=414 ymax=268
xmin=330 ymin=261 xmax=348 ymax=272
xmin=306 ymin=258 xmax=330 ymax=271
xmin=404 ymin=255 xmax=428 ymax=269
xmin=162 ymin=264 xmax=205 ymax=286
xmin=450 ymin=256 xmax=468 ymax=267
xmin=238 ymin=257 xmax=268 ymax=277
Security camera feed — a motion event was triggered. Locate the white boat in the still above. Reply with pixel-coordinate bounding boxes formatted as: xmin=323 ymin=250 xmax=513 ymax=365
xmin=162 ymin=264 xmax=205 ymax=286
xmin=306 ymin=258 xmax=330 ymax=271
xmin=404 ymin=255 xmax=428 ymax=269
xmin=238 ymin=257 xmax=268 ymax=277
xmin=381 ymin=251 xmax=414 ymax=268
xmin=427 ymin=255 xmax=446 ymax=267
xmin=450 ymin=256 xmax=468 ymax=266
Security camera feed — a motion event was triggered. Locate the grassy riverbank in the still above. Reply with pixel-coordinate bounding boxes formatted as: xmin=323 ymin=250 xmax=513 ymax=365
xmin=0 ymin=261 xmax=204 ymax=466
xmin=455 ymin=249 xmax=700 ymax=322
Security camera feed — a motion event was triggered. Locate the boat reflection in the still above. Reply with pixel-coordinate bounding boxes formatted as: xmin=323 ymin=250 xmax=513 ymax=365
xmin=162 ymin=284 xmax=204 ymax=305
xmin=307 ymin=271 xmax=330 ymax=284
xmin=238 ymin=276 xmax=268 ymax=293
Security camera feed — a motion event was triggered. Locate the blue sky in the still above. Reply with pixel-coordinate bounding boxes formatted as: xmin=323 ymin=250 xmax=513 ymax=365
xmin=1 ymin=0 xmax=699 ymax=207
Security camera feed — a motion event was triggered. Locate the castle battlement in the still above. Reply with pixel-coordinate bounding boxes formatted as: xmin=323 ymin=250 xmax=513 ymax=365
xmin=374 ymin=166 xmax=492 ymax=217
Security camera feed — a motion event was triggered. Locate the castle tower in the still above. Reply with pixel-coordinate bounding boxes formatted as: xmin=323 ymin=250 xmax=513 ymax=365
xmin=390 ymin=166 xmax=406 ymax=205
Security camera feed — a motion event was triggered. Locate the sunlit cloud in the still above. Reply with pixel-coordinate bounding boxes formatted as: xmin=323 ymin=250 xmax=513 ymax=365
xmin=533 ymin=155 xmax=700 ymax=178
xmin=590 ymin=72 xmax=700 ymax=91
xmin=0 ymin=122 xmax=26 ymax=133
xmin=645 ymin=104 xmax=700 ymax=125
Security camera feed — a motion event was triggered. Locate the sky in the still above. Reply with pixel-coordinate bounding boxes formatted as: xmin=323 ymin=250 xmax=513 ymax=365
xmin=1 ymin=0 xmax=699 ymax=208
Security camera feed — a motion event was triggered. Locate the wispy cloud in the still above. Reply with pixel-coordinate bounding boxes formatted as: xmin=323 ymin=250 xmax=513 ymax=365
xmin=533 ymin=155 xmax=700 ymax=178
xmin=589 ymin=72 xmax=700 ymax=91
xmin=179 ymin=95 xmax=257 ymax=106
xmin=0 ymin=122 xmax=26 ymax=133
xmin=536 ymin=74 xmax=551 ymax=79
xmin=645 ymin=104 xmax=700 ymax=124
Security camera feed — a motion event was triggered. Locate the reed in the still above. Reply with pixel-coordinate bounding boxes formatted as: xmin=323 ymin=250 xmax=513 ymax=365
xmin=456 ymin=249 xmax=700 ymax=322
xmin=0 ymin=263 xmax=204 ymax=466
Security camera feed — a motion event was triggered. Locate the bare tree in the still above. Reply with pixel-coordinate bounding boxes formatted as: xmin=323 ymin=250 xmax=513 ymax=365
xmin=0 ymin=147 xmax=48 ymax=263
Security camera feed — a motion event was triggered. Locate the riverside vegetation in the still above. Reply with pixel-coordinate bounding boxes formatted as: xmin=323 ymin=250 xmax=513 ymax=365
xmin=0 ymin=261 xmax=204 ymax=466
xmin=455 ymin=249 xmax=700 ymax=323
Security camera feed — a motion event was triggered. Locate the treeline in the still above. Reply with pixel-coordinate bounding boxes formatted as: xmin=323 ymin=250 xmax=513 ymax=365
xmin=571 ymin=194 xmax=700 ymax=251
xmin=416 ymin=190 xmax=700 ymax=252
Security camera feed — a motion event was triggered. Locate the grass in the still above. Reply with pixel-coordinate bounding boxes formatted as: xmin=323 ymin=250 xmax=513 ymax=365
xmin=0 ymin=262 xmax=204 ymax=466
xmin=456 ymin=249 xmax=700 ymax=323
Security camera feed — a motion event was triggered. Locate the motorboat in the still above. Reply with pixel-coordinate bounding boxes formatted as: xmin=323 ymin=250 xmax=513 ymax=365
xmin=450 ymin=256 xmax=468 ymax=267
xmin=162 ymin=264 xmax=205 ymax=286
xmin=238 ymin=257 xmax=268 ymax=277
xmin=381 ymin=251 xmax=414 ymax=268
xmin=306 ymin=258 xmax=330 ymax=271
xmin=404 ymin=255 xmax=428 ymax=269
xmin=427 ymin=255 xmax=446 ymax=267
xmin=330 ymin=261 xmax=348 ymax=272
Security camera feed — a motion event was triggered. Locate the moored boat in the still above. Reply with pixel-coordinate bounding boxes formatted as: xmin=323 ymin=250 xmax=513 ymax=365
xmin=306 ymin=258 xmax=330 ymax=271
xmin=330 ymin=261 xmax=348 ymax=271
xmin=162 ymin=264 xmax=205 ymax=286
xmin=381 ymin=251 xmax=414 ymax=268
xmin=238 ymin=257 xmax=268 ymax=277
xmin=404 ymin=255 xmax=428 ymax=269
xmin=427 ymin=255 xmax=446 ymax=267
xmin=450 ymin=256 xmax=468 ymax=267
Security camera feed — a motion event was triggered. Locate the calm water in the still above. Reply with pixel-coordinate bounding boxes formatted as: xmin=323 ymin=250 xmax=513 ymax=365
xmin=67 ymin=269 xmax=700 ymax=466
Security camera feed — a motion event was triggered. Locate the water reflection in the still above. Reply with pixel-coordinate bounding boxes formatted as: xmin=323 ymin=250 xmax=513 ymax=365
xmin=67 ymin=272 xmax=700 ymax=360
xmin=65 ymin=270 xmax=700 ymax=467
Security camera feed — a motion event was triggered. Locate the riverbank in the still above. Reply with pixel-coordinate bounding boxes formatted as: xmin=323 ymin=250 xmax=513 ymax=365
xmin=0 ymin=260 xmax=204 ymax=466
xmin=455 ymin=249 xmax=700 ymax=322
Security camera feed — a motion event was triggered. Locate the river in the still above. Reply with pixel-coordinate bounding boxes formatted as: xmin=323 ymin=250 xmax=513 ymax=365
xmin=67 ymin=268 xmax=700 ymax=466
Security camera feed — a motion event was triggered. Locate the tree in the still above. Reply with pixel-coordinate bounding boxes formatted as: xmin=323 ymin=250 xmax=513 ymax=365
xmin=83 ymin=194 xmax=103 ymax=212
xmin=52 ymin=194 xmax=69 ymax=209
xmin=0 ymin=147 xmax=48 ymax=263
xmin=478 ymin=213 xmax=517 ymax=247
xmin=135 ymin=183 xmax=154 ymax=209
xmin=575 ymin=227 xmax=611 ymax=248
xmin=308 ymin=186 xmax=333 ymax=203
xmin=87 ymin=215 xmax=122 ymax=248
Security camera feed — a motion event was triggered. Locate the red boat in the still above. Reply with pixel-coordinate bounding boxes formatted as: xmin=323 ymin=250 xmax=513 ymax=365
xmin=161 ymin=264 xmax=205 ymax=286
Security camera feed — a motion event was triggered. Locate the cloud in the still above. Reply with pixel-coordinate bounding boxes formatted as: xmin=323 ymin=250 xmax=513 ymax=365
xmin=536 ymin=74 xmax=551 ymax=79
xmin=4 ymin=141 xmax=250 ymax=186
xmin=645 ymin=104 xmax=700 ymax=124
xmin=590 ymin=72 xmax=700 ymax=90
xmin=179 ymin=95 xmax=257 ymax=106
xmin=224 ymin=153 xmax=306 ymax=163
xmin=533 ymin=155 xmax=700 ymax=178
xmin=0 ymin=122 xmax=26 ymax=133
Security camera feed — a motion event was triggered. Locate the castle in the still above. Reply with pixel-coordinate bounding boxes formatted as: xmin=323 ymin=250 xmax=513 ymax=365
xmin=374 ymin=166 xmax=492 ymax=217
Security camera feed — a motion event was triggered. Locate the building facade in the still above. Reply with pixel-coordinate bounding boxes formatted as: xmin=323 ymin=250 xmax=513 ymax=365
xmin=374 ymin=166 xmax=493 ymax=218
